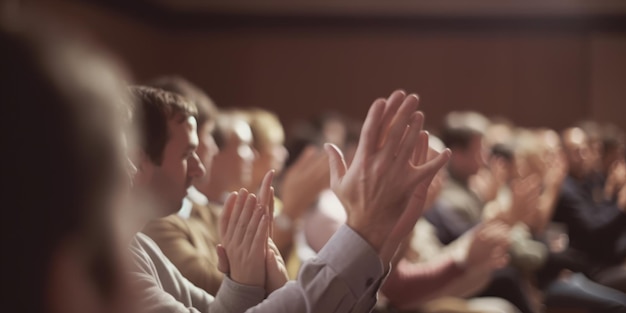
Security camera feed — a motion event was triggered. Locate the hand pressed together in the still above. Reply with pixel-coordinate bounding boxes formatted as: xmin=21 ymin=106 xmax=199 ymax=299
xmin=217 ymin=170 xmax=288 ymax=294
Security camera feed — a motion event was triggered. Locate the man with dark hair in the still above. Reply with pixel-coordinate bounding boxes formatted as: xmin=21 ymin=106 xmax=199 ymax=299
xmin=141 ymin=77 xmax=225 ymax=294
xmin=127 ymin=85 xmax=268 ymax=312
xmin=130 ymin=86 xmax=206 ymax=216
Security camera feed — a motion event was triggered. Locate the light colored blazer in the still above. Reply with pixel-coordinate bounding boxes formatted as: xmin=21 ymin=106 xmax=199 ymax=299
xmin=143 ymin=200 xmax=224 ymax=295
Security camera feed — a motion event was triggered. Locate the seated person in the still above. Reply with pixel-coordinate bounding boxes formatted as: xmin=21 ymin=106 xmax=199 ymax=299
xmin=141 ymin=76 xmax=224 ymax=294
xmin=552 ymin=127 xmax=626 ymax=292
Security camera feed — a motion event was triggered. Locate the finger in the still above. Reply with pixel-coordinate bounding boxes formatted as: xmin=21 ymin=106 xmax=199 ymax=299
xmin=269 ymin=187 xmax=275 ymax=237
xmin=353 ymin=98 xmax=386 ymax=161
xmin=220 ymin=192 xmax=238 ymax=239
xmin=395 ymin=112 xmax=424 ymax=164
xmin=375 ymin=90 xmax=406 ymax=148
xmin=258 ymin=170 xmax=275 ymax=209
xmin=324 ymin=143 xmax=348 ymax=190
xmin=234 ymin=194 xmax=257 ymax=244
xmin=226 ymin=189 xmax=249 ymax=240
xmin=379 ymin=181 xmax=429 ymax=262
xmin=411 ymin=131 xmax=430 ymax=167
xmin=414 ymin=148 xmax=452 ymax=181
xmin=381 ymin=94 xmax=420 ymax=161
xmin=243 ymin=204 xmax=265 ymax=246
xmin=252 ymin=214 xmax=270 ymax=258
xmin=216 ymin=244 xmax=230 ymax=274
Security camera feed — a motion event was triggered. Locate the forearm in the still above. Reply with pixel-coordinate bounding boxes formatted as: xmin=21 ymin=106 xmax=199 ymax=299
xmin=381 ymin=257 xmax=464 ymax=308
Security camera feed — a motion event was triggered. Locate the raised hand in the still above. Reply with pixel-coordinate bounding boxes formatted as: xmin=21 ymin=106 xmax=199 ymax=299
xmin=217 ymin=189 xmax=268 ymax=287
xmin=324 ymin=90 xmax=451 ymax=266
xmin=506 ymin=174 xmax=542 ymax=224
xmin=463 ymin=221 xmax=510 ymax=270
xmin=278 ymin=145 xmax=330 ymax=221
xmin=259 ymin=177 xmax=289 ymax=294
xmin=543 ymin=150 xmax=568 ymax=189
xmin=470 ymin=158 xmax=508 ymax=203
xmin=605 ymin=160 xmax=626 ymax=200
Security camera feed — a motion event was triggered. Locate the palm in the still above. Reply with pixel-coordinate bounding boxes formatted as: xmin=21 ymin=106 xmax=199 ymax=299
xmin=324 ymin=90 xmax=451 ymax=265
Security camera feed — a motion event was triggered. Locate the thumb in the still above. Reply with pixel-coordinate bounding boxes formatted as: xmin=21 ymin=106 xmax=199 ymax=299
xmin=324 ymin=143 xmax=347 ymax=190
xmin=216 ymin=244 xmax=230 ymax=274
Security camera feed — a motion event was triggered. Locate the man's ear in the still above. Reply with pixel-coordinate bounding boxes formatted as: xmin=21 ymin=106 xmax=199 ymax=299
xmin=132 ymin=149 xmax=153 ymax=186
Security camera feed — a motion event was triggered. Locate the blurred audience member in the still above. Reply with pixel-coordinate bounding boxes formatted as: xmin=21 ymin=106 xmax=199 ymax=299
xmin=202 ymin=110 xmax=256 ymax=203
xmin=1 ymin=14 xmax=136 ymax=313
xmin=552 ymin=127 xmax=626 ymax=292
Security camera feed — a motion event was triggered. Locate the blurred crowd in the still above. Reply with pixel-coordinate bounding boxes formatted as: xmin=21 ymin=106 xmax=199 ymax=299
xmin=2 ymin=9 xmax=625 ymax=313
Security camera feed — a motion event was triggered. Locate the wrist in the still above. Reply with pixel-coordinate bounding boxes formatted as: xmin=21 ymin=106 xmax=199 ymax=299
xmin=346 ymin=218 xmax=390 ymax=253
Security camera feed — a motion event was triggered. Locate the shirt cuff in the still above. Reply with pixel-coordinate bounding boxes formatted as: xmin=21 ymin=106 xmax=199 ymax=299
xmin=316 ymin=224 xmax=385 ymax=298
xmin=216 ymin=276 xmax=265 ymax=312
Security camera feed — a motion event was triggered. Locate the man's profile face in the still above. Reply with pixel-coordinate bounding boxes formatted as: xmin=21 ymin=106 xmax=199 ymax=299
xmin=149 ymin=116 xmax=205 ymax=216
xmin=453 ymin=135 xmax=485 ymax=178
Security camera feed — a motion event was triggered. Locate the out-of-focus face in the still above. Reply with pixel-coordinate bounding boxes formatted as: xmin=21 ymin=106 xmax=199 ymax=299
xmin=194 ymin=121 xmax=219 ymax=186
xmin=562 ymin=128 xmax=592 ymax=179
xmin=143 ymin=116 xmax=205 ymax=217
xmin=251 ymin=141 xmax=288 ymax=190
xmin=210 ymin=119 xmax=255 ymax=193
xmin=452 ymin=135 xmax=486 ymax=179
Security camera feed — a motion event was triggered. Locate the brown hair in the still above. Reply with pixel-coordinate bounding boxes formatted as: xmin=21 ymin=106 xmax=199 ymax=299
xmin=146 ymin=76 xmax=218 ymax=128
xmin=244 ymin=108 xmax=285 ymax=152
xmin=129 ymin=86 xmax=197 ymax=165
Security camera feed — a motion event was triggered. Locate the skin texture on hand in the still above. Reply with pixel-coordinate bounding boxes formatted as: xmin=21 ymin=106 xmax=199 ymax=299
xmin=324 ymin=90 xmax=451 ymax=267
xmin=217 ymin=170 xmax=289 ymax=295
xmin=217 ymin=190 xmax=268 ymax=287
xmin=265 ymin=238 xmax=288 ymax=295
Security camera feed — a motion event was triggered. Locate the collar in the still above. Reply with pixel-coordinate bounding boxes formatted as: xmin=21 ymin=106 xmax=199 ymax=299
xmin=187 ymin=186 xmax=209 ymax=206
xmin=177 ymin=198 xmax=193 ymax=219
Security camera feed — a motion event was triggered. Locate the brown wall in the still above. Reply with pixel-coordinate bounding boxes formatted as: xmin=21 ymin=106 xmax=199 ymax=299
xmin=35 ymin=1 xmax=626 ymax=132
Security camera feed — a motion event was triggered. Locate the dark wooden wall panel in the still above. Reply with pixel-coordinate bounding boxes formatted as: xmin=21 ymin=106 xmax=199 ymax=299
xmin=35 ymin=0 xmax=625 ymax=133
